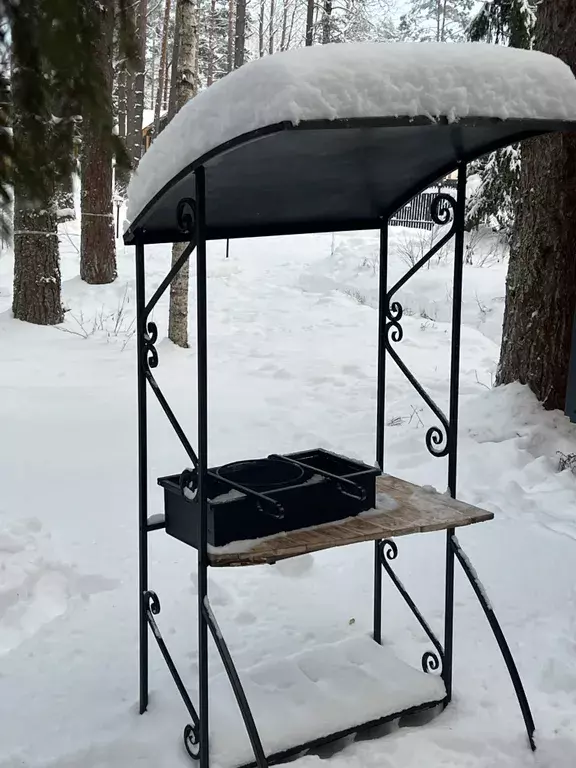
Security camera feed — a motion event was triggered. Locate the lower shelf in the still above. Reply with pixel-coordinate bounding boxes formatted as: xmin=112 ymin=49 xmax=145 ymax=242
xmin=203 ymin=635 xmax=446 ymax=768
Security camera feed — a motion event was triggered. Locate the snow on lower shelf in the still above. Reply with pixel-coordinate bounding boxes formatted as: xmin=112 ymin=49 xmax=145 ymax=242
xmin=207 ymin=635 xmax=446 ymax=768
xmin=127 ymin=42 xmax=576 ymax=225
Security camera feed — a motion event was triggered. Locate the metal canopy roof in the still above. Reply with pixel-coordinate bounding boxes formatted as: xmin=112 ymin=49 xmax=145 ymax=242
xmin=123 ymin=115 xmax=575 ymax=245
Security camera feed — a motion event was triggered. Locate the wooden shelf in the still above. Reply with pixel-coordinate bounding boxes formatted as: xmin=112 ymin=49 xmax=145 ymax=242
xmin=208 ymin=474 xmax=493 ymax=567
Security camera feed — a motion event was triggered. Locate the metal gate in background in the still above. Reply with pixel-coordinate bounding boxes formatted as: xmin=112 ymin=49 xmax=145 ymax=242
xmin=391 ymin=180 xmax=458 ymax=230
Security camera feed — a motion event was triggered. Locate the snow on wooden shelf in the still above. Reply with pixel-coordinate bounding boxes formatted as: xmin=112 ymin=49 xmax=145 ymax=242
xmin=206 ymin=635 xmax=446 ymax=768
xmin=208 ymin=474 xmax=493 ymax=567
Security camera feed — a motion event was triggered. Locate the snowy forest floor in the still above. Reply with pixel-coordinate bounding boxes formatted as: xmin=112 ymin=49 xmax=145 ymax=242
xmin=1 ymin=220 xmax=576 ymax=767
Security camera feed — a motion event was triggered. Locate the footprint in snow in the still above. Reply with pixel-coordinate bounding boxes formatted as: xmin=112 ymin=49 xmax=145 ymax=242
xmin=0 ymin=516 xmax=117 ymax=656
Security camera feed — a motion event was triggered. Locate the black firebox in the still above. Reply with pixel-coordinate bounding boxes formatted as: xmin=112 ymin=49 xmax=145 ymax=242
xmin=158 ymin=449 xmax=380 ymax=548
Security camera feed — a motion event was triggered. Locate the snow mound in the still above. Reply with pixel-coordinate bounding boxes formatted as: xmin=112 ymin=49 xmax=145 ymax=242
xmin=127 ymin=42 xmax=576 ymax=224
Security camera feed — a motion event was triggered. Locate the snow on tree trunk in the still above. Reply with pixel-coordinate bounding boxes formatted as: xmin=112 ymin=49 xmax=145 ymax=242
xmin=80 ymin=0 xmax=117 ymax=286
xmin=168 ymin=0 xmax=198 ymax=348
xmin=234 ymin=0 xmax=247 ymax=69
xmin=497 ymin=0 xmax=576 ymax=410
xmin=280 ymin=0 xmax=289 ymax=50
xmin=155 ymin=0 xmax=172 ymax=132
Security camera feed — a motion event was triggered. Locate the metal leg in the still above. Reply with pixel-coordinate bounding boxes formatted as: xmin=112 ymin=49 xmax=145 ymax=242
xmin=195 ymin=167 xmax=210 ymax=768
xmin=374 ymin=224 xmax=388 ymax=645
xmin=135 ymin=241 xmax=149 ymax=715
xmin=452 ymin=536 xmax=536 ymax=750
xmin=443 ymin=162 xmax=467 ymax=701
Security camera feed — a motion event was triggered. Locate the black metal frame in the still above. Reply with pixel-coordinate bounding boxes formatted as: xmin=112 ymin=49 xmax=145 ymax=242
xmin=134 ymin=161 xmax=536 ymax=768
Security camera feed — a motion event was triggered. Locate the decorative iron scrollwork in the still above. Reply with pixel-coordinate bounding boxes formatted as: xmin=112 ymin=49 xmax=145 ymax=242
xmin=381 ymin=191 xmax=456 ymax=459
xmin=431 ymin=193 xmax=456 ymax=227
xmin=144 ymin=589 xmax=161 ymax=615
xmin=143 ymin=321 xmax=159 ymax=370
xmin=379 ymin=539 xmax=444 ymax=676
xmin=183 ymin=723 xmax=200 ymax=760
xmin=177 ymin=198 xmax=196 ymax=235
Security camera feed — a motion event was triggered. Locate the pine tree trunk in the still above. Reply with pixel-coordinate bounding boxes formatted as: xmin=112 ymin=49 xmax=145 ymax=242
xmin=11 ymin=6 xmax=62 ymax=326
xmin=12 ymin=204 xmax=63 ymax=325
xmin=269 ymin=0 xmax=275 ymax=53
xmin=322 ymin=0 xmax=332 ymax=44
xmin=208 ymin=0 xmax=216 ymax=84
xmin=168 ymin=0 xmax=198 ymax=348
xmin=228 ymin=0 xmax=235 ymax=72
xmin=168 ymin=24 xmax=181 ymax=121
xmin=155 ymin=0 xmax=172 ymax=131
xmin=259 ymin=0 xmax=266 ymax=57
xmin=234 ymin=0 xmax=246 ymax=68
xmin=126 ymin=0 xmax=148 ymax=170
xmin=497 ymin=0 xmax=576 ymax=410
xmin=280 ymin=0 xmax=288 ymax=50
xmin=305 ymin=0 xmax=314 ymax=45
xmin=80 ymin=0 xmax=117 ymax=285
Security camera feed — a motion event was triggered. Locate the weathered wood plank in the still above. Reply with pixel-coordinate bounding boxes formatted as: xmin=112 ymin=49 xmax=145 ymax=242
xmin=208 ymin=474 xmax=493 ymax=567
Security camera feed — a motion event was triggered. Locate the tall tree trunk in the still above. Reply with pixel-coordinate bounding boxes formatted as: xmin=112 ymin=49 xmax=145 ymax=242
xmin=227 ymin=0 xmax=235 ymax=71
xmin=269 ymin=0 xmax=275 ymax=53
xmin=126 ymin=0 xmax=148 ymax=170
xmin=168 ymin=22 xmax=181 ymax=120
xmin=168 ymin=0 xmax=198 ymax=348
xmin=322 ymin=0 xmax=332 ymax=44
xmin=117 ymin=64 xmax=127 ymax=140
xmin=305 ymin=0 xmax=314 ymax=45
xmin=207 ymin=0 xmax=216 ymax=84
xmin=234 ymin=0 xmax=247 ymax=69
xmin=497 ymin=0 xmax=576 ymax=410
xmin=286 ymin=0 xmax=297 ymax=48
xmin=259 ymin=0 xmax=266 ymax=57
xmin=280 ymin=0 xmax=288 ymax=50
xmin=80 ymin=0 xmax=117 ymax=285
xmin=11 ymin=3 xmax=62 ymax=326
xmin=155 ymin=0 xmax=172 ymax=131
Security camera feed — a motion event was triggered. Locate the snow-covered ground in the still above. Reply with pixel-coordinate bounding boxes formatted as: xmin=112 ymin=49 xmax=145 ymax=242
xmin=1 ymin=218 xmax=576 ymax=768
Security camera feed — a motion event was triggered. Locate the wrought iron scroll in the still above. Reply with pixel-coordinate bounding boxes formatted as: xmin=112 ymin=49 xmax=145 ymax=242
xmin=379 ymin=540 xmax=445 ymax=675
xmin=137 ymin=199 xmax=199 ymax=468
xmin=384 ymin=193 xmax=457 ymax=460
xmin=144 ymin=590 xmax=200 ymax=749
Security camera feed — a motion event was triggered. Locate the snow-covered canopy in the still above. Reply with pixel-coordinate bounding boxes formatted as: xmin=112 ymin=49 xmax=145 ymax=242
xmin=125 ymin=42 xmax=576 ymax=244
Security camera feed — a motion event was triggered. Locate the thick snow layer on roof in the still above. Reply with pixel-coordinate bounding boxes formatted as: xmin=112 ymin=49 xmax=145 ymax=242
xmin=127 ymin=41 xmax=576 ymax=224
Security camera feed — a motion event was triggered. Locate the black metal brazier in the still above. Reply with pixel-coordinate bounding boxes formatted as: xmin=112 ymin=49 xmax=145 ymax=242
xmin=158 ymin=448 xmax=380 ymax=548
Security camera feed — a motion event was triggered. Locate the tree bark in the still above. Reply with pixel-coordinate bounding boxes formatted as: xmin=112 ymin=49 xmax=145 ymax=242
xmin=305 ymin=0 xmax=314 ymax=45
xmin=280 ymin=0 xmax=289 ymax=50
xmin=155 ymin=0 xmax=172 ymax=132
xmin=80 ymin=0 xmax=117 ymax=285
xmin=11 ymin=2 xmax=62 ymax=326
xmin=269 ymin=0 xmax=275 ymax=53
xmin=234 ymin=0 xmax=247 ymax=69
xmin=227 ymin=0 xmax=235 ymax=72
xmin=322 ymin=0 xmax=332 ymax=44
xmin=497 ymin=0 xmax=576 ymax=410
xmin=12 ymin=205 xmax=63 ymax=325
xmin=207 ymin=0 xmax=217 ymax=84
xmin=168 ymin=0 xmax=198 ymax=348
xmin=259 ymin=0 xmax=266 ymax=57
xmin=126 ymin=0 xmax=148 ymax=170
